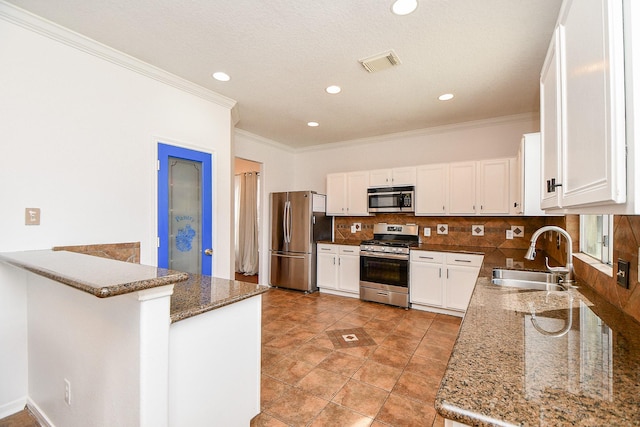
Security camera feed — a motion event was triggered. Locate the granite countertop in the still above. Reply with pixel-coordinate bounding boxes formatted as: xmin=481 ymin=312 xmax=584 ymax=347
xmin=317 ymin=239 xmax=362 ymax=246
xmin=170 ymin=275 xmax=269 ymax=323
xmin=0 ymin=250 xmax=188 ymax=297
xmin=435 ymin=251 xmax=640 ymax=426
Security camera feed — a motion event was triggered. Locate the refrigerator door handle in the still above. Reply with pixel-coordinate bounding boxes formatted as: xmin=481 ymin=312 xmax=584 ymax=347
xmin=283 ymin=200 xmax=290 ymax=244
xmin=271 ymin=253 xmax=305 ymax=260
xmin=287 ymin=202 xmax=293 ymax=243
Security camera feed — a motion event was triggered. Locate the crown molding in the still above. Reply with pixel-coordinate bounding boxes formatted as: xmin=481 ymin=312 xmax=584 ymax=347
xmin=0 ymin=1 xmax=237 ymax=111
xmin=297 ymin=112 xmax=539 ymax=153
xmin=234 ymin=129 xmax=296 ymax=153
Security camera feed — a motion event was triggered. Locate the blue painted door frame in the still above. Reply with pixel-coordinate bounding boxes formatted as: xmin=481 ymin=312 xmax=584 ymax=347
xmin=157 ymin=143 xmax=213 ymax=275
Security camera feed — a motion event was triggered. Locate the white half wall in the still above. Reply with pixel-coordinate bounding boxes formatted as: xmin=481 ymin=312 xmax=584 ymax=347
xmin=26 ymin=273 xmax=142 ymax=427
xmin=0 ymin=265 xmax=28 ymax=419
xmin=292 ymin=114 xmax=540 ymax=192
xmin=0 ymin=5 xmax=234 ymax=278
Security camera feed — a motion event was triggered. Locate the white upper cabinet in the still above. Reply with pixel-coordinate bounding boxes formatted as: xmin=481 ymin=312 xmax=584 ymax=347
xmin=516 ymin=133 xmax=551 ymax=215
xmin=541 ymin=0 xmax=626 ymax=210
xmin=449 ymin=162 xmax=477 ymax=215
xmin=369 ymin=167 xmax=416 ymax=187
xmin=477 ymin=158 xmax=511 ymax=215
xmin=326 ymin=171 xmax=370 ymax=216
xmin=415 ymin=163 xmax=449 ymax=215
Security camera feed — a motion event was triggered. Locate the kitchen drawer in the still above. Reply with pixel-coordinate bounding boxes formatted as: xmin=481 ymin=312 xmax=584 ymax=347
xmin=339 ymin=246 xmax=359 ymax=256
xmin=411 ymin=250 xmax=445 ymax=264
xmin=446 ymin=253 xmax=483 ymax=267
xmin=317 ymin=244 xmax=338 ymax=254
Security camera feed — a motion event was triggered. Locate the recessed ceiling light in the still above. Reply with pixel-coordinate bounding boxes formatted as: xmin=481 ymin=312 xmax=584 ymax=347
xmin=392 ymin=0 xmax=418 ymax=16
xmin=438 ymin=93 xmax=454 ymax=101
xmin=326 ymin=85 xmax=341 ymax=94
xmin=307 ymin=121 xmax=319 ymax=127
xmin=212 ymin=71 xmax=230 ymax=82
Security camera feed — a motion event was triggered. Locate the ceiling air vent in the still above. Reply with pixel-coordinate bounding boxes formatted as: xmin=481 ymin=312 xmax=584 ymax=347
xmin=359 ymin=50 xmax=401 ymax=73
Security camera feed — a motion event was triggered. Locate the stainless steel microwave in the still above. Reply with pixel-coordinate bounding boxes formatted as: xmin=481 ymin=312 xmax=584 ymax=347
xmin=367 ymin=186 xmax=415 ymax=213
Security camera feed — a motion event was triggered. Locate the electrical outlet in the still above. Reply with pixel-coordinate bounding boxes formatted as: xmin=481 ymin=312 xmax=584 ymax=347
xmin=617 ymin=259 xmax=630 ymax=289
xmin=423 ymin=227 xmax=431 ymax=237
xmin=64 ymin=379 xmax=71 ymax=406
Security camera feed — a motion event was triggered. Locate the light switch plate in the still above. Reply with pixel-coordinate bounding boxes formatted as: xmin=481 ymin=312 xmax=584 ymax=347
xmin=423 ymin=227 xmax=431 ymax=237
xmin=506 ymin=230 xmax=514 ymax=239
xmin=25 ymin=208 xmax=40 ymax=225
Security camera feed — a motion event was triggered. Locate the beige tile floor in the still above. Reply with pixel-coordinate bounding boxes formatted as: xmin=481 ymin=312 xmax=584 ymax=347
xmin=253 ymin=288 xmax=461 ymax=427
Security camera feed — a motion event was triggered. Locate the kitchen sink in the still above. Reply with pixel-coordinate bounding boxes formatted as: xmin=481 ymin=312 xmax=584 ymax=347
xmin=492 ymin=268 xmax=568 ymax=292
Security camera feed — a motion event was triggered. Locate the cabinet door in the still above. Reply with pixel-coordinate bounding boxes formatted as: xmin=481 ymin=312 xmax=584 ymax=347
xmin=410 ymin=261 xmax=444 ymax=307
xmin=369 ymin=169 xmax=392 ymax=187
xmin=477 ymin=159 xmax=510 ymax=215
xmin=346 ymin=171 xmax=370 ymax=215
xmin=449 ymin=162 xmax=477 ymax=215
xmin=445 ymin=265 xmax=480 ymax=311
xmin=391 ymin=167 xmax=417 ymax=186
xmin=540 ymin=27 xmax=563 ymax=210
xmin=337 ymin=251 xmax=360 ymax=294
xmin=326 ymin=173 xmax=347 ymax=216
xmin=559 ymin=0 xmax=626 ymax=207
xmin=415 ymin=164 xmax=448 ymax=215
xmin=317 ymin=250 xmax=338 ymax=290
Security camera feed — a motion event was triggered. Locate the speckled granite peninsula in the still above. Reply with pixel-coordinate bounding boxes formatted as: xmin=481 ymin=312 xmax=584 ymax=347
xmin=171 ymin=274 xmax=269 ymax=322
xmin=0 ymin=249 xmax=189 ymax=297
xmin=436 ymin=265 xmax=640 ymax=426
xmin=0 ymin=248 xmax=268 ymax=426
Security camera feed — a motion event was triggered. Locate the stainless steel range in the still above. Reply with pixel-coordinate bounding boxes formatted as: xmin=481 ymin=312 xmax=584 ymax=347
xmin=359 ymin=223 xmax=419 ymax=308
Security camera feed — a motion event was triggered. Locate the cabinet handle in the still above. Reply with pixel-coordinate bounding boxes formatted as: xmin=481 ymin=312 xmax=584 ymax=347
xmin=343 ymin=250 xmax=354 ymax=253
xmin=454 ymin=259 xmax=472 ymax=263
xmin=442 ymin=205 xmax=445 ymax=211
xmin=447 ymin=269 xmax=449 ymax=279
xmin=321 ymin=248 xmax=332 ymax=251
xmin=439 ymin=268 xmax=441 ymax=278
xmin=480 ymin=205 xmax=483 ymax=210
xmin=333 ymin=257 xmax=336 ymax=265
xmin=338 ymin=258 xmax=341 ymax=266
xmin=547 ymin=178 xmax=562 ymax=193
xmin=419 ymin=256 xmax=434 ymax=260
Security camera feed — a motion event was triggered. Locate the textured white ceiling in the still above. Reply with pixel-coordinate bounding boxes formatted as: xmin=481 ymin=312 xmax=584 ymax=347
xmin=6 ymin=0 xmax=562 ymax=148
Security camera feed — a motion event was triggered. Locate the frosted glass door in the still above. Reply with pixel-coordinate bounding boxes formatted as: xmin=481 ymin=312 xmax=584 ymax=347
xmin=169 ymin=158 xmax=202 ymax=274
xmin=158 ymin=143 xmax=212 ymax=276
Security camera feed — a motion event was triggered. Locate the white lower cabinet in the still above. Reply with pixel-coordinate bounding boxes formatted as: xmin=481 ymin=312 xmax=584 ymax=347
xmin=410 ymin=250 xmax=482 ymax=316
xmin=317 ymin=244 xmax=360 ymax=298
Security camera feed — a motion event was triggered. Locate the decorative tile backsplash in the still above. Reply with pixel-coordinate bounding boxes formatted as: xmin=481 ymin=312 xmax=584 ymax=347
xmin=334 ymin=213 xmax=640 ymax=323
xmin=333 ymin=214 xmax=546 ymax=249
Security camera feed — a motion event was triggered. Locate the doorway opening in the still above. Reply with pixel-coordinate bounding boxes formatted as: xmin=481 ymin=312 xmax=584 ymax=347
xmin=234 ymin=157 xmax=262 ymax=284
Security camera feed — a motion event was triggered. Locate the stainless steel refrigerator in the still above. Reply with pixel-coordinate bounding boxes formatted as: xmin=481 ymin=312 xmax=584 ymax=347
xmin=270 ymin=191 xmax=332 ymax=292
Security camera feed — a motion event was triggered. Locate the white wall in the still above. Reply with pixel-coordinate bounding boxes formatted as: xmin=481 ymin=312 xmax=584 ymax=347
xmin=293 ymin=114 xmax=539 ymax=191
xmin=0 ymin=4 xmax=236 ymax=420
xmin=0 ymin=266 xmax=28 ymax=419
xmin=26 ymin=273 xmax=142 ymax=427
xmin=0 ymin=7 xmax=234 ymax=277
xmin=234 ymin=130 xmax=296 ymax=285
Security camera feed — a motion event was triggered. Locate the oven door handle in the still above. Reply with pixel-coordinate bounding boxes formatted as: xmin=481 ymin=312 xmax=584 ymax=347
xmin=360 ymin=252 xmax=409 ymax=260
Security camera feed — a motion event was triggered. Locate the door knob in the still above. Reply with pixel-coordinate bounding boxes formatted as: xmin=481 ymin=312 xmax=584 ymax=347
xmin=204 ymin=249 xmax=213 ymax=256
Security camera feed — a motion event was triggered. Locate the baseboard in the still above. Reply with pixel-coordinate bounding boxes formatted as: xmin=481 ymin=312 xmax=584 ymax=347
xmin=0 ymin=397 xmax=27 ymax=419
xmin=26 ymin=398 xmax=55 ymax=427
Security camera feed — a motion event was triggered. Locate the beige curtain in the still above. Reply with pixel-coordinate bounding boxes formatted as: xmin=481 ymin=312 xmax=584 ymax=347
xmin=234 ymin=172 xmax=259 ymax=275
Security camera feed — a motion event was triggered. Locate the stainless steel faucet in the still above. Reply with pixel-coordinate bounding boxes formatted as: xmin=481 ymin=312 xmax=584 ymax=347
xmin=524 ymin=225 xmax=573 ymax=283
